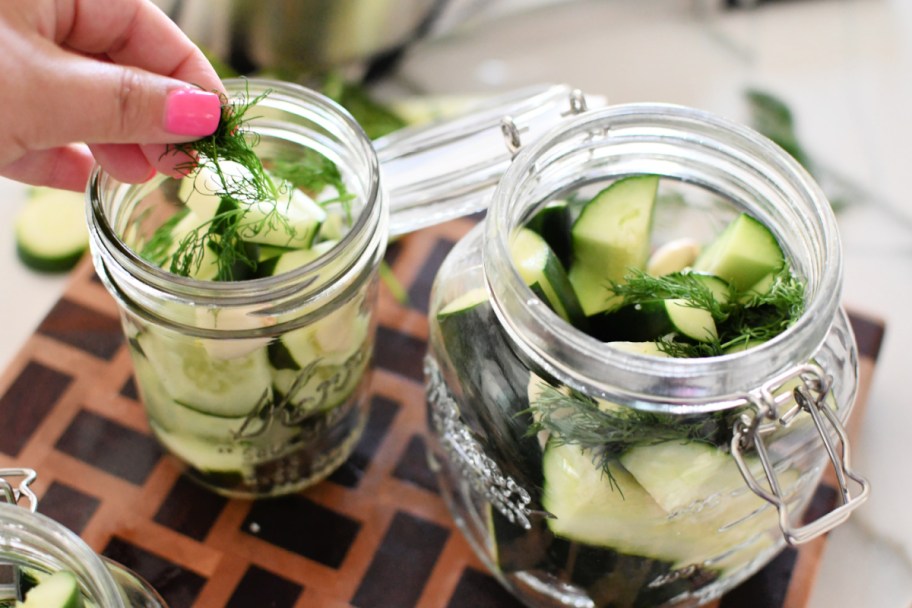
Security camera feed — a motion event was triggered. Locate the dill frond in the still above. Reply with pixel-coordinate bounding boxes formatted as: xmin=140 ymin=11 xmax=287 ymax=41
xmin=526 ymin=384 xmax=728 ymax=491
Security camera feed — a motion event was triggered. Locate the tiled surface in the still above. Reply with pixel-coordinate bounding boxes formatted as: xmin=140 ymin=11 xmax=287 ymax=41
xmin=0 ymin=213 xmax=884 ymax=607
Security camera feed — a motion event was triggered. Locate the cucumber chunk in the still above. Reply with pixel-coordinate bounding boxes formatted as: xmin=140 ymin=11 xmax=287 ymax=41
xmin=136 ymin=330 xmax=271 ymax=417
xmin=542 ymin=442 xmax=706 ymax=563
xmin=569 ymin=175 xmax=658 ymax=315
xmin=593 ymin=299 xmax=717 ymax=343
xmin=693 ymin=213 xmax=785 ymax=291
xmin=270 ymin=240 xmax=337 ymax=276
xmin=19 ymin=570 xmax=83 ymax=608
xmin=436 ymin=287 xmax=488 ymax=319
xmin=543 ymin=441 xmax=781 ymax=572
xmin=15 ymin=188 xmax=89 ymax=273
xmin=525 ymin=199 xmax=573 ymax=267
xmin=510 ymin=227 xmax=585 ymax=327
xmin=663 ymin=299 xmax=718 ymax=342
xmin=619 ymin=441 xmax=792 ymax=571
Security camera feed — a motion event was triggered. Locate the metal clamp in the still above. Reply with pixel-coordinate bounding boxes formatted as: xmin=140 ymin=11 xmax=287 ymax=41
xmin=730 ymin=363 xmax=869 ymax=545
xmin=0 ymin=468 xmax=38 ymax=513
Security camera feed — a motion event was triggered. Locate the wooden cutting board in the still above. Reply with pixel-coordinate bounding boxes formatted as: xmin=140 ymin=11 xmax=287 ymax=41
xmin=0 ymin=215 xmax=884 ymax=608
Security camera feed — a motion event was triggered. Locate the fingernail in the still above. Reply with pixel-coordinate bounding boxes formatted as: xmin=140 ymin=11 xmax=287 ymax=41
xmin=164 ymin=89 xmax=221 ymax=136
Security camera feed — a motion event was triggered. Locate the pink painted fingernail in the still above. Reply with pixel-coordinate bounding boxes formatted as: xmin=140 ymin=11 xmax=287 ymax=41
xmin=164 ymin=89 xmax=221 ymax=136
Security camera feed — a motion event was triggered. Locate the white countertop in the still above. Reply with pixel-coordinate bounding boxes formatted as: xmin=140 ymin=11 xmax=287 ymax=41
xmin=1 ymin=0 xmax=910 ymax=605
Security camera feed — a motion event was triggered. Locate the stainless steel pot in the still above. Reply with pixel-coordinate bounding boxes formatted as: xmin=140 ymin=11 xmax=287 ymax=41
xmin=156 ymin=0 xmax=448 ymax=77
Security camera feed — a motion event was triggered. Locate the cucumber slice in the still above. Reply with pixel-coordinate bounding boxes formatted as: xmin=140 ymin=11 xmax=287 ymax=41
xmin=136 ymin=330 xmax=272 ymax=417
xmin=663 ymin=299 xmax=718 ymax=342
xmin=179 ymin=162 xmax=327 ymax=250
xmin=542 ymin=442 xmax=706 ymax=563
xmin=510 ymin=227 xmax=585 ymax=327
xmin=594 ymin=299 xmax=717 ymax=343
xmin=525 ymin=199 xmax=572 ymax=267
xmin=270 ymin=240 xmax=337 ymax=276
xmin=435 ymin=292 xmax=542 ymax=490
xmin=739 ymin=272 xmax=776 ymax=302
xmin=15 ymin=188 xmax=88 ymax=273
xmin=20 ymin=570 xmax=83 ymax=608
xmin=569 ymin=175 xmax=658 ymax=315
xmin=436 ymin=287 xmax=488 ymax=319
xmin=619 ymin=440 xmax=792 ymax=569
xmin=240 ymin=187 xmax=326 ymax=249
xmin=269 ymin=297 xmax=370 ymax=413
xmin=543 ymin=442 xmax=780 ymax=572
xmin=179 ymin=161 xmax=258 ymax=212
xmin=693 ymin=213 xmax=784 ymax=291
xmin=150 ymin=420 xmax=247 ymax=473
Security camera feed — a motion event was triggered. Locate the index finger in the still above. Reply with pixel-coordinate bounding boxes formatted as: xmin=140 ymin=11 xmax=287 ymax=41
xmin=53 ymin=0 xmax=224 ymax=93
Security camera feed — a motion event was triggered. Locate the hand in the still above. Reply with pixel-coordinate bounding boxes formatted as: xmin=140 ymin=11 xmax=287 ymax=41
xmin=0 ymin=0 xmax=224 ymax=191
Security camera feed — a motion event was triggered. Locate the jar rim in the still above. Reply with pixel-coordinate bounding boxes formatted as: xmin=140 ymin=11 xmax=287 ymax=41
xmin=87 ymin=78 xmax=383 ymax=308
xmin=484 ymin=102 xmax=843 ymax=411
xmin=0 ymin=503 xmax=126 ymax=606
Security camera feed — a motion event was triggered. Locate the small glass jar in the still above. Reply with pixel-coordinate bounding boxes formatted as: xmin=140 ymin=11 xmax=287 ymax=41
xmin=87 ymin=80 xmax=384 ymax=498
xmin=86 ymin=79 xmax=587 ymax=499
xmin=424 ymin=104 xmax=868 ymax=607
xmin=0 ymin=471 xmax=165 ymax=607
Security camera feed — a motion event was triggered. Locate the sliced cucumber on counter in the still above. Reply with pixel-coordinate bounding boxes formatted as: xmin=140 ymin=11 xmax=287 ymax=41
xmin=569 ymin=175 xmax=658 ymax=315
xmin=15 ymin=188 xmax=89 ymax=273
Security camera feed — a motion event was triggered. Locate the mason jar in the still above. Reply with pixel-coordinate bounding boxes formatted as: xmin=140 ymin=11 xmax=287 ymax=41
xmin=0 ymin=470 xmax=165 ymax=607
xmin=86 ymin=78 xmax=590 ymax=498
xmin=87 ymin=79 xmax=385 ymax=498
xmin=423 ymin=103 xmax=868 ymax=607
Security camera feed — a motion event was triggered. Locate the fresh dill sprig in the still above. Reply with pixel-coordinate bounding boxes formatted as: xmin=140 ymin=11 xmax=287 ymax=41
xmin=140 ymin=207 xmax=190 ymax=266
xmin=167 ymin=88 xmax=277 ymax=203
xmin=609 ymin=269 xmax=730 ymax=322
xmin=602 ymin=265 xmax=805 ymax=358
xmin=719 ymin=267 xmax=805 ymax=350
xmin=526 ymin=384 xmax=728 ymax=491
xmin=157 ymin=87 xmax=283 ymax=279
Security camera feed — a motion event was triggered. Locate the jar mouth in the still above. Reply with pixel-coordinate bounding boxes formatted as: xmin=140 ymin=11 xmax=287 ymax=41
xmin=87 ymin=79 xmax=383 ymax=310
xmin=484 ymin=103 xmax=842 ymax=411
xmin=0 ymin=503 xmax=125 ymax=606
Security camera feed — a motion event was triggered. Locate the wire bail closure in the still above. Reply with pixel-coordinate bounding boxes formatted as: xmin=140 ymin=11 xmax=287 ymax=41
xmin=0 ymin=468 xmax=38 ymax=513
xmin=730 ymin=363 xmax=869 ymax=545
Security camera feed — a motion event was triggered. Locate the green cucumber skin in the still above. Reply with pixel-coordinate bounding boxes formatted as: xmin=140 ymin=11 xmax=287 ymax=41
xmin=16 ymin=244 xmax=84 ymax=273
xmin=512 ymin=227 xmax=587 ymax=329
xmin=526 ymin=201 xmax=573 ymax=268
xmin=15 ymin=188 xmax=89 ymax=274
xmin=435 ymin=297 xmax=543 ymax=491
xmin=19 ymin=570 xmax=84 ymax=608
xmin=569 ymin=175 xmax=659 ymax=316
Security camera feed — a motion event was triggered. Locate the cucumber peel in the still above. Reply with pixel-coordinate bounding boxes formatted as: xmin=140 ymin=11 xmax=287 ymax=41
xmin=19 ymin=570 xmax=83 ymax=608
xmin=15 ymin=188 xmax=89 ymax=273
xmin=569 ymin=175 xmax=658 ymax=315
xmin=693 ymin=213 xmax=785 ymax=291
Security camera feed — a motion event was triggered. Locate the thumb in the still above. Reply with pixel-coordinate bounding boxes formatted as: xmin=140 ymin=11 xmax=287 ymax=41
xmin=21 ymin=52 xmax=222 ymax=149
